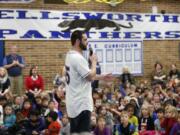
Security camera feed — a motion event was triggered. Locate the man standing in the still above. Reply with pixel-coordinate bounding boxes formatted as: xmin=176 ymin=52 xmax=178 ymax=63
xmin=65 ymin=30 xmax=112 ymax=135
xmin=3 ymin=45 xmax=25 ymax=95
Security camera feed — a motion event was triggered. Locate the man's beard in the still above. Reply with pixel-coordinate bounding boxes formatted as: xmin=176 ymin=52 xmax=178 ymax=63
xmin=80 ymin=42 xmax=87 ymax=50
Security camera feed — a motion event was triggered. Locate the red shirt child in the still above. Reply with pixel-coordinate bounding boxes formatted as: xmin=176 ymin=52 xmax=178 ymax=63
xmin=45 ymin=111 xmax=61 ymax=135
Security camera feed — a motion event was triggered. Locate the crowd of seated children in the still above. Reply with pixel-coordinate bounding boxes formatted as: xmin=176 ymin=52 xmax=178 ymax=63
xmin=0 ymin=61 xmax=179 ymax=135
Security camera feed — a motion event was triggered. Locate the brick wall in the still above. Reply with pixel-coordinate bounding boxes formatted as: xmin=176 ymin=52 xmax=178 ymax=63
xmin=0 ymin=0 xmax=180 ymax=90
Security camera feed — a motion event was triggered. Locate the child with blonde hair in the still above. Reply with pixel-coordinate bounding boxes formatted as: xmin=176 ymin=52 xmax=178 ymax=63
xmin=113 ymin=111 xmax=138 ymax=135
xmin=139 ymin=104 xmax=154 ymax=132
xmin=0 ymin=67 xmax=11 ymax=99
xmin=161 ymin=105 xmax=177 ymax=135
xmin=170 ymin=111 xmax=180 ymax=135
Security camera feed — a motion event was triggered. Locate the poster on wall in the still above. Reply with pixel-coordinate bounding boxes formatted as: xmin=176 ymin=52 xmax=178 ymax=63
xmin=0 ymin=0 xmax=34 ymax=3
xmin=0 ymin=9 xmax=180 ymax=40
xmin=87 ymin=41 xmax=143 ymax=75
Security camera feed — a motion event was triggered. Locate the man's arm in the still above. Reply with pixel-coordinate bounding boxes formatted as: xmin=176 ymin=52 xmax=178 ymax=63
xmin=86 ymin=54 xmax=97 ymax=81
xmin=16 ymin=56 xmax=25 ymax=68
xmin=3 ymin=57 xmax=25 ymax=69
xmin=88 ymin=68 xmax=114 ymax=81
xmin=16 ymin=60 xmax=25 ymax=68
xmin=94 ymin=73 xmax=114 ymax=81
xmin=3 ymin=63 xmax=15 ymax=69
xmin=86 ymin=54 xmax=114 ymax=81
xmin=3 ymin=57 xmax=16 ymax=69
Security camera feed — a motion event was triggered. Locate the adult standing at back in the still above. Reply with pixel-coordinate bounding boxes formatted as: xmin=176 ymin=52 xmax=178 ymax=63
xmin=65 ymin=30 xmax=112 ymax=135
xmin=3 ymin=45 xmax=25 ymax=96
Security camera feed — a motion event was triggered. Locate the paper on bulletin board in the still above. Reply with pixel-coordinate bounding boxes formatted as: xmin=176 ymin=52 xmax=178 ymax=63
xmin=87 ymin=40 xmax=143 ymax=76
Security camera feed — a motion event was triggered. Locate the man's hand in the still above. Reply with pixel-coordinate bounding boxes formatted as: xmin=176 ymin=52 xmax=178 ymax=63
xmin=102 ymin=73 xmax=114 ymax=81
xmin=87 ymin=54 xmax=98 ymax=81
xmin=12 ymin=60 xmax=20 ymax=67
xmin=93 ymin=73 xmax=115 ymax=81
xmin=15 ymin=60 xmax=20 ymax=65
xmin=12 ymin=60 xmax=17 ymax=66
xmin=89 ymin=54 xmax=97 ymax=65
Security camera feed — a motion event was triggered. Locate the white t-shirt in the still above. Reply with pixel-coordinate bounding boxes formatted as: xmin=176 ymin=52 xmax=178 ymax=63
xmin=65 ymin=50 xmax=93 ymax=118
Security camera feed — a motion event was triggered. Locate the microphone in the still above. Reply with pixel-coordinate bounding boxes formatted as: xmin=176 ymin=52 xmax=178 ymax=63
xmin=88 ymin=47 xmax=93 ymax=68
xmin=89 ymin=47 xmax=93 ymax=56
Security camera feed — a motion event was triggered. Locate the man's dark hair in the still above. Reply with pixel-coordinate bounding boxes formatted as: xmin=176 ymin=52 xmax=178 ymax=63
xmin=71 ymin=30 xmax=85 ymax=46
